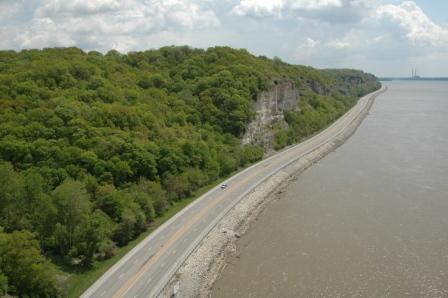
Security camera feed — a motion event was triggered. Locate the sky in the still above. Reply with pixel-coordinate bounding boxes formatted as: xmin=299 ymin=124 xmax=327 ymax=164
xmin=1 ymin=0 xmax=448 ymax=77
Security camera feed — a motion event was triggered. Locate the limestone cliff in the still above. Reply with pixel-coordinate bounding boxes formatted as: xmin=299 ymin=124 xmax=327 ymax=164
xmin=242 ymin=70 xmax=380 ymax=151
xmin=242 ymin=80 xmax=299 ymax=150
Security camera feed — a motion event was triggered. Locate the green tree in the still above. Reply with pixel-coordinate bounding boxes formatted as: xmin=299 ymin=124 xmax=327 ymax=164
xmin=75 ymin=210 xmax=114 ymax=267
xmin=135 ymin=179 xmax=167 ymax=217
xmin=0 ymin=269 xmax=7 ymax=296
xmin=52 ymin=179 xmax=91 ymax=255
xmin=0 ymin=162 xmax=25 ymax=231
xmin=113 ymin=203 xmax=144 ymax=246
xmin=0 ymin=45 xmax=380 ymax=295
xmin=96 ymin=190 xmax=124 ymax=222
xmin=0 ymin=230 xmax=60 ymax=297
xmin=112 ymin=160 xmax=133 ymax=185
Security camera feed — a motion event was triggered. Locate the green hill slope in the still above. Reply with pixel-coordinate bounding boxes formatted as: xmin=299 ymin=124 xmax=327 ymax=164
xmin=0 ymin=46 xmax=380 ymax=296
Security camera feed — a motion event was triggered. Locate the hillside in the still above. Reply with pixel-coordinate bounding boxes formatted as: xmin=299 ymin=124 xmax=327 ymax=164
xmin=0 ymin=46 xmax=380 ymax=296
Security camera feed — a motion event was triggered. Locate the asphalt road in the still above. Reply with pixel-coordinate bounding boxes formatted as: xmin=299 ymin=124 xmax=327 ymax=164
xmin=82 ymin=87 xmax=386 ymax=298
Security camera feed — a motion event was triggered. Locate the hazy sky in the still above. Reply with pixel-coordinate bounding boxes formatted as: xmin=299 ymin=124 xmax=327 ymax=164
xmin=1 ymin=0 xmax=447 ymax=77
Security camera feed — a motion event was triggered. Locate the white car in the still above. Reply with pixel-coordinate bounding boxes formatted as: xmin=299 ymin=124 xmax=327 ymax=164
xmin=220 ymin=183 xmax=228 ymax=189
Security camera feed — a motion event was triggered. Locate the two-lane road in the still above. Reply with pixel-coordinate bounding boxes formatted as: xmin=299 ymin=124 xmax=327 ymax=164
xmin=82 ymin=87 xmax=386 ymax=298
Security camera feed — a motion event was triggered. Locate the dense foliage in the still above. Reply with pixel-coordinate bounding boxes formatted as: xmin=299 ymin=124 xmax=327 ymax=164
xmin=265 ymin=68 xmax=379 ymax=150
xmin=0 ymin=46 xmax=379 ymax=295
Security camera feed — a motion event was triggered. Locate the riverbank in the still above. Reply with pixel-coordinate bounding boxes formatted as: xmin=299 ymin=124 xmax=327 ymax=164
xmin=160 ymin=86 xmax=386 ymax=297
xmin=212 ymin=80 xmax=448 ymax=297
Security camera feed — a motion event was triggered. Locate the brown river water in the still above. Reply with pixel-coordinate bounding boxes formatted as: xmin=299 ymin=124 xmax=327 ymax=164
xmin=211 ymin=81 xmax=448 ymax=298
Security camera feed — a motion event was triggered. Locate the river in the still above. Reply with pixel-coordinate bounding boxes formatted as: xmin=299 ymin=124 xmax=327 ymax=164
xmin=211 ymin=81 xmax=448 ymax=297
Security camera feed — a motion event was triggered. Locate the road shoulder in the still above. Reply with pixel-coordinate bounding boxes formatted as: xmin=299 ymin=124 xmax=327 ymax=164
xmin=160 ymin=87 xmax=386 ymax=297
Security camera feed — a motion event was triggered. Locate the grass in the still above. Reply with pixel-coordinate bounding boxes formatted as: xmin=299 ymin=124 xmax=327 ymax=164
xmin=64 ymin=88 xmax=379 ymax=297
xmin=65 ymin=176 xmax=229 ymax=298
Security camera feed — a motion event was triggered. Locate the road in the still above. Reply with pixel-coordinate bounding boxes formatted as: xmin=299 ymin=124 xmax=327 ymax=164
xmin=82 ymin=87 xmax=386 ymax=298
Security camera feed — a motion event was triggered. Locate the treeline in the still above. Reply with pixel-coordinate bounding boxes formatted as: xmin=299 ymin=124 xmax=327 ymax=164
xmin=0 ymin=46 xmax=379 ymax=296
xmin=271 ymin=68 xmax=380 ymax=150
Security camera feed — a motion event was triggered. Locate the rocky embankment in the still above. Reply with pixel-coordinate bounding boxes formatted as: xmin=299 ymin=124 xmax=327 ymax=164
xmin=160 ymin=87 xmax=386 ymax=297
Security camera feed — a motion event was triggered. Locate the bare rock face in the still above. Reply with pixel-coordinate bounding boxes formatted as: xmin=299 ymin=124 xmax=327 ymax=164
xmin=242 ymin=80 xmax=299 ymax=149
xmin=309 ymin=80 xmax=325 ymax=95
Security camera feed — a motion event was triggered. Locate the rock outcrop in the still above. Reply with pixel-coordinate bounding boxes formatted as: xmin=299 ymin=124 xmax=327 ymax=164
xmin=242 ymin=80 xmax=299 ymax=149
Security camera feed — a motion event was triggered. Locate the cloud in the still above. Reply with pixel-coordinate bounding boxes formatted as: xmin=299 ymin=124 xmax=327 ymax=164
xmin=15 ymin=17 xmax=76 ymax=49
xmin=0 ymin=0 xmax=22 ymax=20
xmin=293 ymin=37 xmax=322 ymax=60
xmin=231 ymin=0 xmax=284 ymax=18
xmin=231 ymin=0 xmax=343 ymax=18
xmin=36 ymin=0 xmax=122 ymax=17
xmin=36 ymin=0 xmax=220 ymax=32
xmin=3 ymin=0 xmax=220 ymax=52
xmin=230 ymin=0 xmax=381 ymax=24
xmin=1 ymin=0 xmax=448 ymax=76
xmin=303 ymin=37 xmax=320 ymax=48
xmin=376 ymin=1 xmax=448 ymax=47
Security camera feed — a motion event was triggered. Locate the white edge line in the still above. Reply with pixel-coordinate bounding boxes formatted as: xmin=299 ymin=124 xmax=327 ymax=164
xmin=82 ymin=86 xmax=386 ymax=297
xmin=150 ymin=86 xmax=387 ymax=297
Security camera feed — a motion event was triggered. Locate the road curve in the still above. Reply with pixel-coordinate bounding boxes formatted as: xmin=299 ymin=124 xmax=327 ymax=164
xmin=82 ymin=86 xmax=386 ymax=298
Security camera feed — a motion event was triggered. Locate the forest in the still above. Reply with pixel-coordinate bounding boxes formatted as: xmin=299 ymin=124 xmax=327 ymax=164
xmin=0 ymin=46 xmax=380 ymax=296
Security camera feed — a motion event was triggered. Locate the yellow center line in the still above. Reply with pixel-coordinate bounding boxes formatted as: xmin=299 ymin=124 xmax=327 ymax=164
xmin=113 ymin=168 xmax=261 ymax=298
xmin=89 ymin=88 xmax=384 ymax=298
xmin=113 ymin=89 xmax=382 ymax=297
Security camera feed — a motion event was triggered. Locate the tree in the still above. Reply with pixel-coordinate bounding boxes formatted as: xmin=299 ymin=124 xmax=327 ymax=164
xmin=113 ymin=205 xmax=140 ymax=246
xmin=0 ymin=46 xmax=380 ymax=295
xmin=0 ymin=230 xmax=60 ymax=297
xmin=74 ymin=210 xmax=114 ymax=267
xmin=52 ymin=179 xmax=91 ymax=255
xmin=0 ymin=269 xmax=7 ymax=296
xmin=112 ymin=160 xmax=133 ymax=185
xmin=132 ymin=191 xmax=156 ymax=223
xmin=218 ymin=154 xmax=238 ymax=176
xmin=23 ymin=171 xmax=57 ymax=246
xmin=96 ymin=190 xmax=124 ymax=222
xmin=0 ymin=162 xmax=25 ymax=231
xmin=135 ymin=179 xmax=168 ymax=217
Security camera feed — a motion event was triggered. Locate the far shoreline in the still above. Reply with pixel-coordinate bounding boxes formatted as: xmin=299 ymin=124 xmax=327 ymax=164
xmin=379 ymin=77 xmax=448 ymax=81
